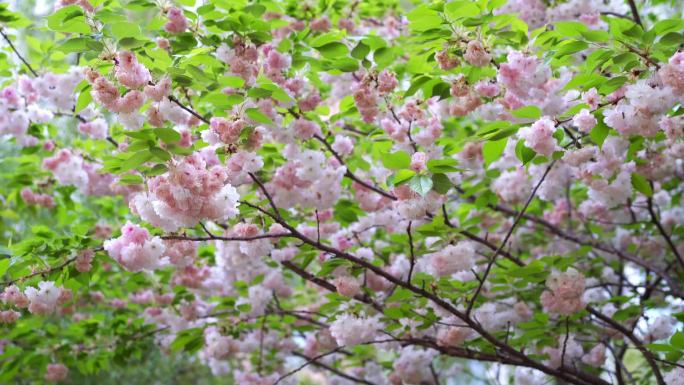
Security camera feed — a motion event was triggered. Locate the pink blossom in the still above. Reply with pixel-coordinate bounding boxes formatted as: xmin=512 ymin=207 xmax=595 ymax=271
xmin=210 ymin=117 xmax=244 ymax=144
xmin=144 ymin=77 xmax=171 ymax=102
xmin=299 ymin=90 xmax=322 ymax=112
xmin=164 ymin=7 xmax=188 ymax=34
xmin=75 ymin=249 xmax=95 ymax=272
xmin=310 ymin=16 xmax=331 ymax=32
xmin=464 ymin=40 xmax=492 ymax=67
xmin=332 ymin=135 xmax=354 ymax=155
xmin=572 ymin=109 xmax=597 ymax=133
xmin=519 ymin=117 xmax=558 ymax=157
xmin=24 ymin=281 xmax=62 ymax=315
xmin=329 ymin=314 xmax=383 ymax=346
xmin=474 ymin=81 xmax=499 ymax=97
xmin=0 ymin=310 xmax=20 ymax=324
xmin=353 ymin=82 xmax=379 ymax=123
xmin=427 ymin=242 xmax=475 ymax=277
xmin=114 ymin=51 xmax=151 ymax=89
xmin=377 ymin=69 xmax=398 ymax=94
xmin=103 ymin=222 xmax=167 ymax=272
xmin=334 ymin=276 xmax=361 ymax=297
xmin=78 ymin=118 xmax=108 ymax=139
xmin=45 ymin=363 xmax=68 ymax=382
xmin=130 ymin=154 xmax=240 ymax=231
xmin=435 ymin=49 xmax=459 ymax=70
xmin=582 ymin=88 xmax=600 ymax=109
xmin=540 ymin=268 xmax=586 ymax=315
xmin=1 ymin=285 xmax=29 ymax=308
xmin=410 ymin=152 xmax=427 ymax=171
xmin=292 ymin=118 xmax=321 ymax=139
xmin=20 ymin=187 xmax=55 ymax=208
xmin=660 ymin=52 xmax=684 ymax=94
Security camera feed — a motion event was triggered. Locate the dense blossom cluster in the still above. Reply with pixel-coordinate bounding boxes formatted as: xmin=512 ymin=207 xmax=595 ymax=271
xmin=129 ymin=152 xmax=240 ymax=231
xmin=1 ymin=0 xmax=683 ymax=384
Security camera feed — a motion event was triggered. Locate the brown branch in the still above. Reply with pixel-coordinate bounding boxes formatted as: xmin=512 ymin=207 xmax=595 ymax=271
xmin=248 ymin=172 xmax=282 ymax=218
xmin=0 ymin=247 xmax=103 ymax=287
xmin=0 ymin=27 xmax=38 ymax=77
xmin=168 ymin=95 xmax=210 ymax=124
xmin=466 ymin=160 xmax=556 ymax=316
xmin=244 ymin=199 xmax=609 ymax=385
xmin=161 ymin=233 xmax=292 ymax=242
xmin=646 ymin=196 xmax=684 ymax=269
xmin=626 ymin=0 xmax=642 ymax=26
xmin=407 ymin=221 xmax=416 ymax=282
xmin=291 ymin=351 xmax=377 ymax=385
xmin=587 ymin=307 xmax=665 ymax=385
xmin=274 ymin=346 xmax=347 ymax=384
xmin=439 ymin=205 xmax=524 ymax=266
xmin=313 ymin=134 xmax=397 ymax=201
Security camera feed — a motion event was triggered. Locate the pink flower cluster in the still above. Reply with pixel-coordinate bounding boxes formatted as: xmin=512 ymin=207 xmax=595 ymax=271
xmin=129 ymin=152 xmax=240 ymax=231
xmin=353 ymin=81 xmax=380 ymax=123
xmin=329 ymin=314 xmax=383 ymax=346
xmin=265 ymin=146 xmax=346 ymax=210
xmin=103 ymin=222 xmax=167 ymax=272
xmin=78 ymin=118 xmax=108 ymax=139
xmin=464 ymin=40 xmax=492 ymax=67
xmin=216 ymin=40 xmax=260 ymax=86
xmin=20 ymin=188 xmax=55 ymax=208
xmin=164 ymin=7 xmax=188 ymax=34
xmin=1 ymin=70 xmax=81 ymax=146
xmin=540 ymin=268 xmax=586 ymax=316
xmin=24 ymin=281 xmax=68 ymax=316
xmin=519 ymin=117 xmax=558 ymax=157
xmin=426 ymin=242 xmax=475 ymax=277
xmin=659 ymin=52 xmax=684 ymax=94
xmin=45 ymin=363 xmax=68 ymax=382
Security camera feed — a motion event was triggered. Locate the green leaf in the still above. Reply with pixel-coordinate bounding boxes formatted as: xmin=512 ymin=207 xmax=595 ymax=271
xmin=154 ymin=128 xmax=181 ymax=143
xmin=0 ymin=258 xmax=10 ymax=277
xmin=111 ymin=22 xmax=142 ymax=39
xmin=351 ymin=42 xmax=370 ymax=60
xmin=58 ymin=37 xmax=102 ymax=53
xmin=631 ymin=173 xmax=653 ymax=197
xmin=589 ymin=120 xmax=610 ymax=147
xmin=121 ymin=151 xmax=153 ymax=171
xmin=407 ymin=5 xmax=443 ymax=31
xmin=118 ymin=174 xmax=143 ymax=185
xmin=150 ymin=147 xmax=172 ymax=161
xmin=374 ymin=47 xmax=394 ymax=68
xmin=382 ymin=151 xmax=411 ymax=170
xmin=515 ymin=139 xmax=536 ymax=165
xmin=409 ymin=175 xmax=433 ymax=196
xmin=393 ymin=169 xmax=416 ymax=185
xmin=555 ymin=40 xmax=589 ymax=57
xmin=46 ymin=6 xmax=90 ymax=34
xmin=315 ymin=42 xmax=348 ymax=59
xmin=483 ymin=138 xmax=508 ymax=166
xmin=511 ymin=106 xmax=541 ymax=120
xmin=245 ymin=108 xmax=274 ymax=125
xmin=431 ymin=173 xmax=452 ymax=194
xmin=75 ymin=86 xmax=92 ymax=113
xmin=444 ymin=1 xmax=481 ymax=20
xmin=218 ymin=76 xmax=245 ymax=88
xmin=426 ymin=158 xmax=459 ymax=173
xmin=671 ymin=331 xmax=684 ymax=349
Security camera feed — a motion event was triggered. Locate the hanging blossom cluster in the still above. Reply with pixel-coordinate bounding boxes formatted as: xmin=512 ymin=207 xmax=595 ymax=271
xmin=129 ymin=151 xmax=240 ymax=232
xmin=103 ymin=222 xmax=167 ymax=272
xmin=0 ymin=70 xmax=81 ymax=146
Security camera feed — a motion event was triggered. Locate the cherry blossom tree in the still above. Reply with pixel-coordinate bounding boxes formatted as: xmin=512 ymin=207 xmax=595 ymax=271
xmin=0 ymin=0 xmax=683 ymax=384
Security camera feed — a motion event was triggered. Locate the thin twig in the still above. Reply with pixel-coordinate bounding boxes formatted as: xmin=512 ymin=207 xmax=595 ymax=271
xmin=466 ymin=160 xmax=556 ymax=316
xmin=0 ymin=27 xmax=38 ymax=76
